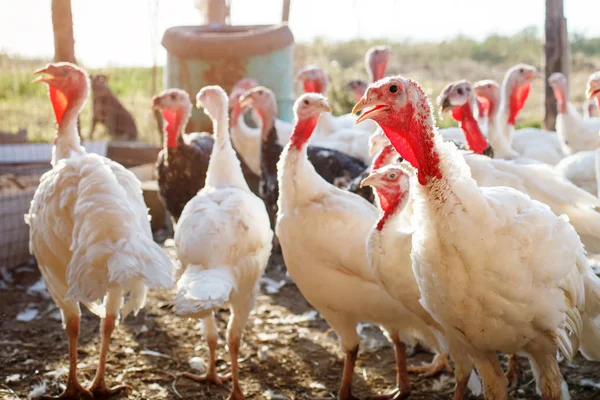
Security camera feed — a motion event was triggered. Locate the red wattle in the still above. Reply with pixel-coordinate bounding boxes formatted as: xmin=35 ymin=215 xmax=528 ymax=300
xmin=303 ymin=80 xmax=318 ymax=93
xmin=380 ymin=106 xmax=442 ymax=186
xmin=162 ymin=109 xmax=182 ymax=149
xmin=376 ymin=187 xmax=408 ymax=231
xmin=290 ymin=116 xmax=319 ymax=150
xmin=230 ymin=103 xmax=242 ymax=127
xmin=551 ymin=86 xmax=567 ymax=114
xmin=476 ymin=98 xmax=487 ymax=118
xmin=508 ymin=83 xmax=531 ymax=125
xmin=49 ymin=86 xmax=69 ymax=125
xmin=452 ymin=103 xmax=489 ymax=155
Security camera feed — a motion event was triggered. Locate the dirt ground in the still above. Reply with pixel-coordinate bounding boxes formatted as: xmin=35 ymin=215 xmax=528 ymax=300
xmin=2 ymin=246 xmax=600 ymax=400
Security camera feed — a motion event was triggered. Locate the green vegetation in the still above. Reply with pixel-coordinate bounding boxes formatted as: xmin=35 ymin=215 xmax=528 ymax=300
xmin=1 ymin=27 xmax=599 ymax=143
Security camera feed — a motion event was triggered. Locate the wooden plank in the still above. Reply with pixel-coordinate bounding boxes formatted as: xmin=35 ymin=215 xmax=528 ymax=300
xmin=0 ymin=141 xmax=107 ymax=164
xmin=105 ymin=142 xmax=161 ymax=168
xmin=0 ymin=141 xmax=160 ymax=168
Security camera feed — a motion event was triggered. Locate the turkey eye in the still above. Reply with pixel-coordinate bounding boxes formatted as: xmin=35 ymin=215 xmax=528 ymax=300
xmin=170 ymin=93 xmax=176 ymax=100
xmin=62 ymin=67 xmax=69 ymax=74
xmin=466 ymin=87 xmax=471 ymax=92
xmin=487 ymin=84 xmax=491 ymax=89
xmin=389 ymin=173 xmax=396 ymax=179
xmin=303 ymin=99 xmax=310 ymax=105
xmin=519 ymin=68 xmax=524 ymax=73
xmin=389 ymin=84 xmax=398 ymax=93
xmin=257 ymin=90 xmax=264 ymax=95
xmin=457 ymin=88 xmax=464 ymax=96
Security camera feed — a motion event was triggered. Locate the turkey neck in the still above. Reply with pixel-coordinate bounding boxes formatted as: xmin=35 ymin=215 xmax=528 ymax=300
xmin=551 ymin=83 xmax=568 ymax=114
xmin=374 ymin=186 xmax=409 ymax=231
xmin=259 ymin=111 xmax=283 ymax=177
xmin=205 ymin=100 xmax=248 ymax=190
xmin=278 ymin=115 xmax=330 ymax=211
xmin=452 ymin=101 xmax=490 ymax=156
xmin=52 ymin=88 xmax=86 ymax=165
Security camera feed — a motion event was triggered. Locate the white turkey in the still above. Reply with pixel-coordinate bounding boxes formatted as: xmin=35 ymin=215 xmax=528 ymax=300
xmin=439 ymin=79 xmax=600 ymax=254
xmin=495 ymin=64 xmax=565 ymax=164
xmin=548 ymin=72 xmax=600 ymax=155
xmin=355 ymin=75 xmax=600 ymax=399
xmin=26 ymin=62 xmax=177 ymax=399
xmin=552 ymin=72 xmax=600 ymax=195
xmin=174 ymin=86 xmax=273 ymax=400
xmin=277 ymin=93 xmax=458 ymax=400
xmin=296 ymin=64 xmax=379 ymax=135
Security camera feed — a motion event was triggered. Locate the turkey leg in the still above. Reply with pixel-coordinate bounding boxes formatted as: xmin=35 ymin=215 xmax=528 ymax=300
xmin=87 ymin=314 xmax=131 ymax=398
xmin=41 ymin=316 xmax=93 ymax=400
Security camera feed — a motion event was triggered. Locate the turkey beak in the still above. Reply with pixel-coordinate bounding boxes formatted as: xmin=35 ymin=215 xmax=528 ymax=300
xmin=238 ymin=95 xmax=253 ymax=110
xmin=32 ymin=66 xmax=55 ymax=84
xmin=151 ymin=95 xmax=162 ymax=110
xmin=586 ymin=83 xmax=600 ymax=100
xmin=359 ymin=172 xmax=377 ymax=188
xmin=438 ymin=93 xmax=453 ymax=116
xmin=353 ymin=96 xmax=389 ymax=124
xmin=318 ymin=100 xmax=332 ymax=113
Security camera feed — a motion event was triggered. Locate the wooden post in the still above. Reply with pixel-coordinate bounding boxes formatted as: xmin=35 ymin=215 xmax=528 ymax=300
xmin=282 ymin=0 xmax=291 ymax=23
xmin=544 ymin=0 xmax=569 ymax=131
xmin=51 ymin=0 xmax=80 ymax=139
xmin=51 ymin=0 xmax=76 ymax=64
xmin=206 ymin=0 xmax=227 ymax=25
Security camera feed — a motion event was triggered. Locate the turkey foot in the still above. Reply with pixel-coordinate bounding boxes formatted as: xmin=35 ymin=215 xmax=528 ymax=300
xmin=366 ymin=388 xmax=410 ymax=400
xmin=87 ymin=381 xmax=131 ymax=399
xmin=181 ymin=371 xmax=232 ymax=385
xmin=311 ymin=346 xmax=361 ymax=400
xmin=505 ymin=354 xmax=520 ymax=387
xmin=408 ymin=352 xmax=452 ymax=378
xmin=40 ymin=381 xmax=93 ymax=400
xmin=228 ymin=385 xmax=245 ymax=400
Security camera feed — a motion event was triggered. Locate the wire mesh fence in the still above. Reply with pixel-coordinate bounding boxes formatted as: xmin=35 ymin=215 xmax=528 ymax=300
xmin=0 ymin=158 xmax=49 ymax=269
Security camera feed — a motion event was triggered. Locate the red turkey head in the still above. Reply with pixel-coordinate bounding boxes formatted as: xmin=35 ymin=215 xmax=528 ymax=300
xmin=437 ymin=80 xmax=490 ymax=156
xmin=296 ymin=65 xmax=328 ymax=94
xmin=473 ymin=80 xmax=501 ymax=120
xmin=502 ymin=64 xmax=541 ymax=125
xmin=238 ymin=86 xmax=278 ymax=127
xmin=289 ymin=93 xmax=331 ymax=149
xmin=196 ymin=85 xmax=228 ymax=121
xmin=548 ymin=72 xmax=568 ymax=114
xmin=360 ymin=164 xmax=410 ymax=195
xmin=152 ymin=89 xmax=192 ymax=148
xmin=360 ymin=164 xmax=411 ymax=230
xmin=586 ymin=71 xmax=600 ymax=107
xmin=365 ymin=45 xmax=391 ymax=82
xmin=229 ymin=78 xmax=259 ymax=109
xmin=437 ymin=80 xmax=472 ymax=116
xmin=347 ymin=79 xmax=369 ymax=103
xmin=33 ymin=62 xmax=89 ymax=125
xmin=353 ymin=76 xmax=443 ymax=185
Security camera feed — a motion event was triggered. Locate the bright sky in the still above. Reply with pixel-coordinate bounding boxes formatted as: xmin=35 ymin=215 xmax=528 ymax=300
xmin=0 ymin=0 xmax=597 ymax=68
